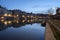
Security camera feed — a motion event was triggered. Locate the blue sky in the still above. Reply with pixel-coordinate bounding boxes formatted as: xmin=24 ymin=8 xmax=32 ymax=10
xmin=0 ymin=0 xmax=60 ymax=14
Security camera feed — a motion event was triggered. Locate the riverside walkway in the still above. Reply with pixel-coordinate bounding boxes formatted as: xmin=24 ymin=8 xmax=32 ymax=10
xmin=45 ymin=19 xmax=60 ymax=40
xmin=45 ymin=22 xmax=56 ymax=40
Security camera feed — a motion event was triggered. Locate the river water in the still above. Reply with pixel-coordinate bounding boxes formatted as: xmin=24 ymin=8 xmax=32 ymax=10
xmin=0 ymin=21 xmax=45 ymax=40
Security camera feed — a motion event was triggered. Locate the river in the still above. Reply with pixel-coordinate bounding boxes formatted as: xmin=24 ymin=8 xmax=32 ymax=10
xmin=0 ymin=20 xmax=45 ymax=40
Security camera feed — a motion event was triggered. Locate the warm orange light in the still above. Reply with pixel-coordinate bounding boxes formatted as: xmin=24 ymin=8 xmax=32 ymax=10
xmin=8 ymin=14 xmax=12 ymax=17
xmin=16 ymin=20 xmax=19 ymax=23
xmin=8 ymin=21 xmax=12 ymax=24
xmin=17 ymin=15 xmax=19 ymax=16
xmin=28 ymin=20 xmax=29 ymax=22
xmin=4 ymin=13 xmax=8 ymax=16
xmin=22 ymin=20 xmax=25 ymax=22
xmin=1 ymin=20 xmax=4 ymax=22
xmin=22 ymin=15 xmax=25 ymax=18
xmin=27 ymin=16 xmax=30 ymax=18
xmin=4 ymin=21 xmax=8 ymax=25
xmin=1 ymin=17 xmax=4 ymax=19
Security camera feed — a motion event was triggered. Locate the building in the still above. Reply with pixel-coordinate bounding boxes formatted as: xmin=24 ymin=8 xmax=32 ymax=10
xmin=56 ymin=7 xmax=60 ymax=15
xmin=0 ymin=5 xmax=8 ymax=16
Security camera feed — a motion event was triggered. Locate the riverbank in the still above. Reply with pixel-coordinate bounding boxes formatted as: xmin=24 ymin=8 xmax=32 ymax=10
xmin=45 ymin=23 xmax=56 ymax=40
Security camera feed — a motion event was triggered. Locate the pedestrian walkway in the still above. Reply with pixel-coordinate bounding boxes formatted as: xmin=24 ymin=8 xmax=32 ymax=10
xmin=45 ymin=23 xmax=56 ymax=40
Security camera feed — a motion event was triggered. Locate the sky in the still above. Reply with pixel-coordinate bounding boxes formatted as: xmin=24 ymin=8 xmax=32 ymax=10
xmin=0 ymin=0 xmax=60 ymax=14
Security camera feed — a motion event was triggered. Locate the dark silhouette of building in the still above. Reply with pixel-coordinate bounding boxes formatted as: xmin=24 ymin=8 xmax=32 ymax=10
xmin=56 ymin=7 xmax=60 ymax=15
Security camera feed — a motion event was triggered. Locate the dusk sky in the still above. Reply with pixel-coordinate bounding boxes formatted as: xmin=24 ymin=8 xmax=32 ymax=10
xmin=0 ymin=0 xmax=60 ymax=14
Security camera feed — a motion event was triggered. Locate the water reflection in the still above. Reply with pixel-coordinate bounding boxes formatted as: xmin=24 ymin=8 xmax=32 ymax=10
xmin=0 ymin=20 xmax=41 ymax=31
xmin=0 ymin=19 xmax=45 ymax=40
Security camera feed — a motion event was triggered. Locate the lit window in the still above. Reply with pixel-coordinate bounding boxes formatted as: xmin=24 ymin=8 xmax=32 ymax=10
xmin=4 ymin=21 xmax=8 ymax=25
xmin=1 ymin=20 xmax=4 ymax=22
xmin=4 ymin=13 xmax=8 ymax=16
xmin=16 ymin=20 xmax=19 ymax=23
xmin=22 ymin=15 xmax=25 ymax=17
xmin=17 ymin=15 xmax=19 ymax=16
xmin=22 ymin=20 xmax=25 ymax=22
xmin=8 ymin=21 xmax=12 ymax=24
xmin=8 ymin=14 xmax=11 ymax=17
xmin=28 ymin=20 xmax=29 ymax=22
xmin=1 ymin=17 xmax=4 ymax=19
xmin=27 ymin=16 xmax=29 ymax=17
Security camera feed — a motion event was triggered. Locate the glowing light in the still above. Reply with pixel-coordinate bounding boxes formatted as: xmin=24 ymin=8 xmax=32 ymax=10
xmin=8 ymin=21 xmax=12 ymax=24
xmin=8 ymin=14 xmax=12 ymax=17
xmin=17 ymin=15 xmax=19 ymax=16
xmin=1 ymin=17 xmax=4 ymax=19
xmin=1 ymin=20 xmax=4 ymax=22
xmin=16 ymin=20 xmax=19 ymax=23
xmin=28 ymin=20 xmax=29 ymax=22
xmin=4 ymin=21 xmax=8 ymax=25
xmin=4 ymin=13 xmax=8 ymax=16
xmin=22 ymin=15 xmax=25 ymax=18
xmin=27 ymin=16 xmax=29 ymax=17
xmin=22 ymin=20 xmax=25 ymax=22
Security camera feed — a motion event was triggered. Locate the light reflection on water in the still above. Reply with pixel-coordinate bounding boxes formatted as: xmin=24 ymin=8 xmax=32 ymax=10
xmin=0 ymin=20 xmax=45 ymax=40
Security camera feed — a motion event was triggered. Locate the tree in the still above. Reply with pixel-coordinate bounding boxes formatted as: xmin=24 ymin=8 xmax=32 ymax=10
xmin=47 ymin=8 xmax=54 ymax=14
